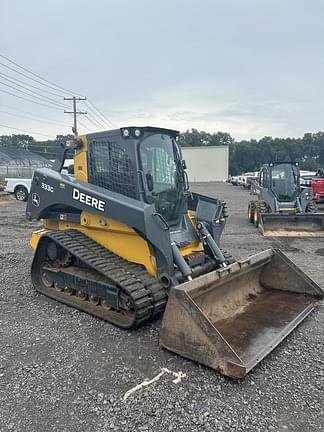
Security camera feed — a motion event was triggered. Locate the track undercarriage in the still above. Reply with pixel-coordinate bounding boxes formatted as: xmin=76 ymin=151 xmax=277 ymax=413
xmin=32 ymin=230 xmax=167 ymax=329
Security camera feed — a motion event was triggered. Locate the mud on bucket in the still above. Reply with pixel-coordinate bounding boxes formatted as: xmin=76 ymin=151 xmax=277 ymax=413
xmin=159 ymin=249 xmax=323 ymax=378
xmin=259 ymin=213 xmax=324 ymax=237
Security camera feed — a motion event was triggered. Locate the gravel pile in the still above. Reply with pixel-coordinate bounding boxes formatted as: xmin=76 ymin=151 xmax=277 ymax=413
xmin=0 ymin=184 xmax=323 ymax=432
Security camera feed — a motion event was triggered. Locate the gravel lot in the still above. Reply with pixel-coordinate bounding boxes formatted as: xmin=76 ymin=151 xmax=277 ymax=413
xmin=0 ymin=183 xmax=323 ymax=432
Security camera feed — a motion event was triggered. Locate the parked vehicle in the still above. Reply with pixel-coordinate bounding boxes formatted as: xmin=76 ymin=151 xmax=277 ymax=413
xmin=240 ymin=172 xmax=259 ymax=188
xmin=312 ymin=169 xmax=324 ymax=203
xmin=4 ymin=178 xmax=31 ymax=201
xmin=245 ymin=174 xmax=259 ymax=189
xmin=4 ymin=162 xmax=73 ymax=201
xmin=248 ymin=162 xmax=324 ymax=236
xmin=300 ymin=170 xmax=316 ymax=188
xmin=230 ymin=175 xmax=239 ymax=185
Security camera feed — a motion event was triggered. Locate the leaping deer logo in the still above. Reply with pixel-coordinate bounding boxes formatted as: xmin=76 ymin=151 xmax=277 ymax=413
xmin=32 ymin=193 xmax=40 ymax=207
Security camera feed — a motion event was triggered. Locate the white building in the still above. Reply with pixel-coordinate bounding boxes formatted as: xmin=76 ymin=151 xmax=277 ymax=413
xmin=181 ymin=146 xmax=228 ymax=182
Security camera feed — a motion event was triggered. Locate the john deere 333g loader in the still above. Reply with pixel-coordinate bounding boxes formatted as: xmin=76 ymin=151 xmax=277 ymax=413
xmin=26 ymin=127 xmax=323 ymax=378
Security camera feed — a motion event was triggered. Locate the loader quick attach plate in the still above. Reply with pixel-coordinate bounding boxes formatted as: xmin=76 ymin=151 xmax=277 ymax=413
xmin=159 ymin=249 xmax=323 ymax=378
xmin=259 ymin=213 xmax=324 ymax=237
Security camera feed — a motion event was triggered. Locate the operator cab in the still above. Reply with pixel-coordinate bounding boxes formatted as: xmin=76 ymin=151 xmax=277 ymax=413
xmin=258 ymin=162 xmax=300 ymax=203
xmin=269 ymin=162 xmax=299 ymax=202
xmin=139 ymin=132 xmax=188 ymax=224
xmin=86 ymin=127 xmax=188 ymax=226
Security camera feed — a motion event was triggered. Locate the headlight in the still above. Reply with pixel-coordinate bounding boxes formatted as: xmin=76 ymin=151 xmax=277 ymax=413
xmin=134 ymin=129 xmax=141 ymax=138
xmin=122 ymin=129 xmax=130 ymax=138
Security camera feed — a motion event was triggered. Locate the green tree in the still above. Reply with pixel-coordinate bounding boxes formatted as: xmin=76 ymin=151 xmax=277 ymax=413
xmin=0 ymin=134 xmax=35 ymax=148
xmin=179 ymin=129 xmax=233 ymax=147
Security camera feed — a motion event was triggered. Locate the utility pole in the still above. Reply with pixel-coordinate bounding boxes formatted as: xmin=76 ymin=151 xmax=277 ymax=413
xmin=64 ymin=96 xmax=87 ymax=136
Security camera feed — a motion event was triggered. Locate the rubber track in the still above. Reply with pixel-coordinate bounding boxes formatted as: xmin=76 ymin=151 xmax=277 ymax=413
xmin=43 ymin=230 xmax=167 ymax=327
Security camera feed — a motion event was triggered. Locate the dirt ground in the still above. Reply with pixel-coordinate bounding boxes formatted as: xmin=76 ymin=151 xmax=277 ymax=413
xmin=0 ymin=184 xmax=323 ymax=432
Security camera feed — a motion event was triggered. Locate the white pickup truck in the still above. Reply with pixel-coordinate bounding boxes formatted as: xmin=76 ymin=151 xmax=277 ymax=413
xmin=3 ymin=178 xmax=32 ymax=201
xmin=4 ymin=160 xmax=74 ymax=201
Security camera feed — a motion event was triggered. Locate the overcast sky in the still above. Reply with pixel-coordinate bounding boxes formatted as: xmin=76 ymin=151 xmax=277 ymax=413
xmin=1 ymin=0 xmax=324 ymax=140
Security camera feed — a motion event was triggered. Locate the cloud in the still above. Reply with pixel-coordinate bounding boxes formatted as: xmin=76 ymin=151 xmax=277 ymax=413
xmin=1 ymin=0 xmax=324 ymax=140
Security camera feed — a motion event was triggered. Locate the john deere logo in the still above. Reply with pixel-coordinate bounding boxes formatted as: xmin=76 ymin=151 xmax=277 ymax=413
xmin=32 ymin=193 xmax=40 ymax=207
xmin=72 ymin=187 xmax=105 ymax=212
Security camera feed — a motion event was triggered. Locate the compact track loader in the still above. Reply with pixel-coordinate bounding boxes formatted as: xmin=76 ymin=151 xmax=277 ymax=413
xmin=26 ymin=128 xmax=323 ymax=378
xmin=248 ymin=162 xmax=324 ymax=236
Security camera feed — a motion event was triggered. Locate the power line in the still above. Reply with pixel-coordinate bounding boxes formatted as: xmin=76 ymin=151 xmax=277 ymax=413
xmin=0 ymin=60 xmax=68 ymax=96
xmin=83 ymin=114 xmax=105 ymax=131
xmin=86 ymin=99 xmax=116 ymax=128
xmin=0 ymin=123 xmax=53 ymax=138
xmin=78 ymin=119 xmax=91 ymax=132
xmin=0 ymin=53 xmax=118 ymax=132
xmin=0 ymin=109 xmax=71 ymax=128
xmin=0 ymin=104 xmax=71 ymax=128
xmin=0 ymin=53 xmax=83 ymax=96
xmin=0 ymin=88 xmax=63 ymax=111
xmin=85 ymin=111 xmax=106 ymax=129
xmin=0 ymin=72 xmax=62 ymax=98
xmin=0 ymin=103 xmax=65 ymax=121
xmin=0 ymin=71 xmax=64 ymax=98
xmin=86 ymin=109 xmax=109 ymax=129
xmin=0 ymin=76 xmax=69 ymax=108
xmin=80 ymin=100 xmax=107 ymax=129
xmin=0 ymin=80 xmax=67 ymax=109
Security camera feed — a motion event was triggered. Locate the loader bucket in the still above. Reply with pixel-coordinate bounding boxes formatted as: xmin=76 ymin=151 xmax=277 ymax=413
xmin=259 ymin=213 xmax=324 ymax=237
xmin=160 ymin=249 xmax=323 ymax=378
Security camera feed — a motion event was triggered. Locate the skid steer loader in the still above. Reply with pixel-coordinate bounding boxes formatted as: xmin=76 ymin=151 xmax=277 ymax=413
xmin=248 ymin=162 xmax=324 ymax=236
xmin=26 ymin=128 xmax=323 ymax=378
